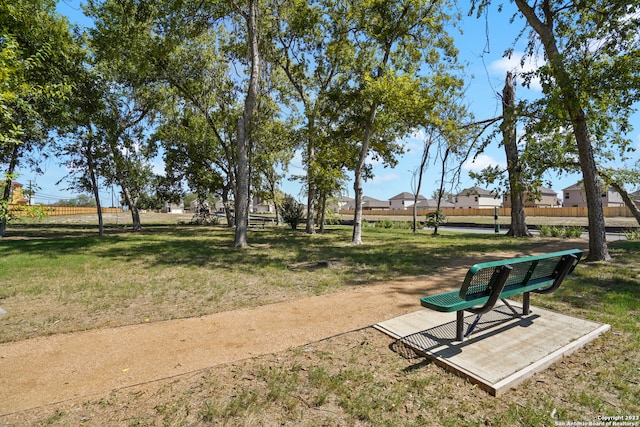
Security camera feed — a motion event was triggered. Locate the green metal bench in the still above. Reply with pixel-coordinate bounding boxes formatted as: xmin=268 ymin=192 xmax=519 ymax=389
xmin=420 ymin=249 xmax=583 ymax=341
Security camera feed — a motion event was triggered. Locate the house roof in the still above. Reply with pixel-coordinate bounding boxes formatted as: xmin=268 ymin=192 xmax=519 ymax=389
xmin=457 ymin=186 xmax=495 ymax=197
xmin=415 ymin=199 xmax=455 ymax=209
xmin=0 ymin=181 xmax=23 ymax=188
xmin=538 ymin=187 xmax=557 ymax=196
xmin=563 ymin=181 xmax=614 ymax=193
xmin=389 ymin=192 xmax=427 ymax=201
xmin=562 ymin=182 xmax=584 ymax=191
xmin=362 ymin=196 xmax=388 ymax=208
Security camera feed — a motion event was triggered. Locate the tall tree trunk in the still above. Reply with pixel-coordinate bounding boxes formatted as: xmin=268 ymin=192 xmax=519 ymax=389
xmin=319 ymin=192 xmax=327 ymax=233
xmin=305 ymin=138 xmax=316 ymax=234
xmin=89 ymin=160 xmax=104 ymax=237
xmin=608 ymin=181 xmax=640 ymax=225
xmin=234 ymin=0 xmax=260 ymax=248
xmin=515 ymin=0 xmax=610 ymax=261
xmin=502 ymin=71 xmax=531 ymax=237
xmin=222 ymin=186 xmax=234 ymax=227
xmin=93 ymin=182 xmax=104 ymax=237
xmin=412 ymin=132 xmax=433 ymax=233
xmin=0 ymin=145 xmax=20 ymax=237
xmin=352 ymin=102 xmax=378 ymax=245
xmin=433 ymin=146 xmax=451 ymax=236
xmin=119 ymin=184 xmax=141 ymax=231
xmin=86 ymin=138 xmax=104 ymax=237
xmin=235 ymin=113 xmax=249 ymax=245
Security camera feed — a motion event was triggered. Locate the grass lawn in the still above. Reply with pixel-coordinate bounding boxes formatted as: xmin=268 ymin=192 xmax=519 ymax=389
xmin=1 ymin=214 xmax=639 ymax=426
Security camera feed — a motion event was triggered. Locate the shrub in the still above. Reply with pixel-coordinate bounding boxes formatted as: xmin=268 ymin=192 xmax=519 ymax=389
xmin=280 ymin=195 xmax=305 ymax=230
xmin=624 ymin=228 xmax=640 ymax=240
xmin=425 ymin=210 xmax=447 ymax=229
xmin=323 ymin=209 xmax=342 ymax=225
xmin=565 ymin=226 xmax=584 ymax=238
xmin=377 ymin=219 xmax=394 ymax=229
xmin=539 ymin=225 xmax=583 ymax=238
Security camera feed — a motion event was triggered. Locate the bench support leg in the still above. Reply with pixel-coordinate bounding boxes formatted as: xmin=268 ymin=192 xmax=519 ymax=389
xmin=456 ymin=311 xmax=464 ymax=341
xmin=465 ymin=314 xmax=483 ymax=339
xmin=523 ymin=292 xmax=531 ymax=315
xmin=501 ymin=298 xmax=519 ymax=316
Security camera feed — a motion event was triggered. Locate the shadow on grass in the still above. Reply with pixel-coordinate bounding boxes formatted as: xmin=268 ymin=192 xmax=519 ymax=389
xmin=547 ymin=240 xmax=640 ymax=329
xmin=0 ymin=225 xmax=590 ymax=283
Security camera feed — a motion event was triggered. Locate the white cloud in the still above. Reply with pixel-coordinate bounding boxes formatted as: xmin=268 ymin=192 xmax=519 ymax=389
xmin=462 ymin=153 xmax=505 ymax=172
xmin=401 ymin=130 xmax=425 ymax=154
xmin=369 ymin=173 xmax=401 ymax=185
xmin=490 ymin=51 xmax=545 ymax=91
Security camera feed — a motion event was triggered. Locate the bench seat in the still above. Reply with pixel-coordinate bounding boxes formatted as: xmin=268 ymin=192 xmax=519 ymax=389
xmin=420 ymin=277 xmax=563 ymax=313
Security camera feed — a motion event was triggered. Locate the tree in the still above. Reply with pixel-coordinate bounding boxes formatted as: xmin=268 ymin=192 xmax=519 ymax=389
xmin=56 ymin=51 xmax=112 ymax=236
xmin=279 ymin=194 xmax=305 ymax=230
xmin=230 ymin=0 xmax=261 ymax=248
xmin=328 ymin=0 xmax=461 ymax=245
xmin=409 ymin=82 xmax=471 ymax=234
xmin=53 ymin=194 xmax=97 ymax=207
xmin=514 ymin=0 xmax=611 ymax=260
xmin=0 ymin=0 xmax=77 ymax=236
xmin=273 ymin=0 xmax=353 ymax=235
xmin=153 ymin=106 xmax=229 ymax=225
xmin=598 ymin=167 xmax=640 ymax=226
xmin=99 ymin=85 xmax=156 ymax=231
xmin=472 ymin=1 xmax=640 ymax=260
xmin=502 ymin=72 xmax=531 ymax=237
xmin=251 ymin=111 xmax=296 ymax=227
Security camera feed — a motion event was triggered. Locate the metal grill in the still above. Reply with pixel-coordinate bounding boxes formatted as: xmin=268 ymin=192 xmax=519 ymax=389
xmin=466 ymin=266 xmax=503 ymax=297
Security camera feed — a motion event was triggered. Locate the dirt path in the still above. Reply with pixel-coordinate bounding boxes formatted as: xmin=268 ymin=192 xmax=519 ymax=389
xmin=0 ymin=276 xmax=450 ymax=416
xmin=0 ymin=240 xmax=588 ymax=417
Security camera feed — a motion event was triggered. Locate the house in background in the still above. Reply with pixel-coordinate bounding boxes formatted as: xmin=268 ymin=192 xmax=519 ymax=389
xmin=503 ymin=187 xmax=559 ymax=208
xmin=362 ymin=196 xmax=389 ymax=210
xmin=454 ymin=186 xmax=502 ymax=209
xmin=252 ymin=196 xmax=275 ymax=214
xmin=163 ymin=201 xmax=184 ymax=214
xmin=0 ymin=181 xmax=28 ymax=205
xmin=562 ymin=182 xmax=624 ymax=208
xmin=388 ymin=192 xmax=427 ymax=210
xmin=415 ymin=199 xmax=455 ymax=210
xmin=332 ymin=196 xmax=355 ymax=212
xmin=631 ymin=190 xmax=640 ymax=208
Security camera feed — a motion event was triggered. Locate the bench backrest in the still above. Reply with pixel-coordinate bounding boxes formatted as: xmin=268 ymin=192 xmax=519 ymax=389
xmin=459 ymin=249 xmax=583 ymax=301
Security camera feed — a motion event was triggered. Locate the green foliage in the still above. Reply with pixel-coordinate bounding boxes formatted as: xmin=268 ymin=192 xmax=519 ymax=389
xmin=279 ymin=195 xmax=304 ymax=230
xmin=53 ymin=194 xmax=97 ymax=207
xmin=425 ymin=210 xmax=447 ymax=228
xmin=322 ymin=208 xmax=342 ymax=226
xmin=0 ymin=0 xmax=77 ymax=158
xmin=624 ymin=228 xmax=640 ymax=241
xmin=377 ymin=219 xmax=394 ymax=229
xmin=373 ymin=219 xmax=413 ymax=229
xmin=538 ymin=225 xmax=584 ymax=238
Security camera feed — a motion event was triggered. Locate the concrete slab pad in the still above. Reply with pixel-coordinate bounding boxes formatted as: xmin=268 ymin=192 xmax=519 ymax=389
xmin=375 ymin=303 xmax=610 ymax=396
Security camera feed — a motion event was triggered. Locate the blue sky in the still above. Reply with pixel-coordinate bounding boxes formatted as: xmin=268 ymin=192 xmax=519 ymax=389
xmin=18 ymin=1 xmax=640 ymax=205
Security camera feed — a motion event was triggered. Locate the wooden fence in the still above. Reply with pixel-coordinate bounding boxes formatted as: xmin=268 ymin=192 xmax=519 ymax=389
xmin=340 ymin=206 xmax=635 ymax=218
xmin=8 ymin=205 xmax=124 ymax=216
